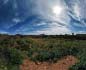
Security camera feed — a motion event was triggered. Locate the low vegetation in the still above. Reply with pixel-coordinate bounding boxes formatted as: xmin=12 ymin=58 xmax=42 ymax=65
xmin=0 ymin=34 xmax=86 ymax=70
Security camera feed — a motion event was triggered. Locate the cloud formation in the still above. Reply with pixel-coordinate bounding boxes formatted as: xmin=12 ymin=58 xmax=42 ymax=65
xmin=0 ymin=0 xmax=86 ymax=34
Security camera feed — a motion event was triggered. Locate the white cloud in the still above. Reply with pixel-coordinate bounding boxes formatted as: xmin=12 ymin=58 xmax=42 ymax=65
xmin=4 ymin=0 xmax=85 ymax=35
xmin=3 ymin=0 xmax=9 ymax=4
xmin=0 ymin=31 xmax=8 ymax=34
xmin=35 ymin=27 xmax=71 ymax=35
xmin=76 ymin=31 xmax=86 ymax=34
xmin=12 ymin=18 xmax=21 ymax=23
xmin=36 ymin=22 xmax=47 ymax=26
xmin=33 ymin=0 xmax=70 ymax=26
xmin=31 ymin=22 xmax=71 ymax=35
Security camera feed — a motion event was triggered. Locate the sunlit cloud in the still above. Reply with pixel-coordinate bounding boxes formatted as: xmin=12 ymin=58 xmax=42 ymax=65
xmin=0 ymin=0 xmax=85 ymax=34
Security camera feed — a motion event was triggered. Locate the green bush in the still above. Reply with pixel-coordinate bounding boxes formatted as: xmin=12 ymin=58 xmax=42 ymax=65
xmin=0 ymin=47 xmax=24 ymax=70
xmin=0 ymin=35 xmax=86 ymax=70
xmin=69 ymin=48 xmax=86 ymax=70
xmin=5 ymin=48 xmax=24 ymax=65
xmin=28 ymin=46 xmax=79 ymax=62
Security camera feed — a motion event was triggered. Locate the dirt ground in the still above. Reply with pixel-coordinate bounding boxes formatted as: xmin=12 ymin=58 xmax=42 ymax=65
xmin=20 ymin=55 xmax=78 ymax=70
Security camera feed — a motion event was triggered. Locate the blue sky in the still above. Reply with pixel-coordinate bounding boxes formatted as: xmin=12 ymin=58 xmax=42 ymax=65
xmin=0 ymin=0 xmax=86 ymax=35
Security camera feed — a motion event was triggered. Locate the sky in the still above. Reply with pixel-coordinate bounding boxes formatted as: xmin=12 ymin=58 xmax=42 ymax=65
xmin=0 ymin=0 xmax=86 ymax=35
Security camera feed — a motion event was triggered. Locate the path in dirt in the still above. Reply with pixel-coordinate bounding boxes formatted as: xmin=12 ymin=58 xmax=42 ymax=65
xmin=20 ymin=55 xmax=78 ymax=70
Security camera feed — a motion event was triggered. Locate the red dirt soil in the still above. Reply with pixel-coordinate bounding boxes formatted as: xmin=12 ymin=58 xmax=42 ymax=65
xmin=20 ymin=55 xmax=78 ymax=70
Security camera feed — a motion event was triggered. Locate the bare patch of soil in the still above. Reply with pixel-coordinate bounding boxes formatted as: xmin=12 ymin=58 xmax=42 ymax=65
xmin=20 ymin=55 xmax=78 ymax=70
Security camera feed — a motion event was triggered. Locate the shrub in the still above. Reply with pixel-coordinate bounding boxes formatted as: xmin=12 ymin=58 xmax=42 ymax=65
xmin=5 ymin=48 xmax=24 ymax=65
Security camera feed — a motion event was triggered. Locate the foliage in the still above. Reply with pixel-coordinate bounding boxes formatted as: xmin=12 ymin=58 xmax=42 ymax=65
xmin=0 ymin=35 xmax=86 ymax=69
xmin=69 ymin=48 xmax=86 ymax=70
xmin=0 ymin=47 xmax=24 ymax=70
